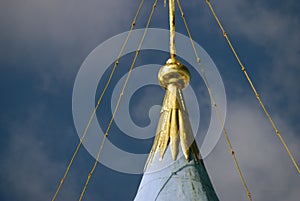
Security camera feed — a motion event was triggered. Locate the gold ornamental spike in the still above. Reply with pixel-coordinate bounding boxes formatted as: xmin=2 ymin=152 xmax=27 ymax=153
xmin=158 ymin=109 xmax=171 ymax=160
xmin=169 ymin=108 xmax=179 ymax=160
xmin=145 ymin=1 xmax=199 ymax=168
xmin=165 ymin=84 xmax=180 ymax=160
xmin=178 ymin=104 xmax=195 ymax=161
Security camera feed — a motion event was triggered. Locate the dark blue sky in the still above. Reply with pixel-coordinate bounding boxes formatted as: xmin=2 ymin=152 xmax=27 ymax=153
xmin=0 ymin=0 xmax=299 ymax=200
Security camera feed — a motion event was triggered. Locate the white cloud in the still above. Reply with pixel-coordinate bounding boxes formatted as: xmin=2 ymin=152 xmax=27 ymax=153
xmin=0 ymin=0 xmax=138 ymax=93
xmin=205 ymin=100 xmax=300 ymax=201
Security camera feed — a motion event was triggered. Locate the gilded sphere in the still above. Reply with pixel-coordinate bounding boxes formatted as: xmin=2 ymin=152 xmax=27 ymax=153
xmin=158 ymin=58 xmax=190 ymax=89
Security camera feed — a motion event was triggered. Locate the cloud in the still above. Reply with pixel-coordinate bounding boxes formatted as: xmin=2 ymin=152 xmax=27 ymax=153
xmin=0 ymin=0 xmax=137 ymax=93
xmin=0 ymin=0 xmax=134 ymax=42
xmin=204 ymin=100 xmax=300 ymax=201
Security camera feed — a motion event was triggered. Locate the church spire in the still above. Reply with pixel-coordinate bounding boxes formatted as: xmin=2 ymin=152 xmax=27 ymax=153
xmin=146 ymin=0 xmax=199 ymax=163
xmin=134 ymin=58 xmax=220 ymax=198
xmin=134 ymin=1 xmax=219 ymax=200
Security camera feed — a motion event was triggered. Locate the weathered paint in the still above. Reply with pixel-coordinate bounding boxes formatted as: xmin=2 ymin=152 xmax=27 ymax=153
xmin=134 ymin=145 xmax=219 ymax=201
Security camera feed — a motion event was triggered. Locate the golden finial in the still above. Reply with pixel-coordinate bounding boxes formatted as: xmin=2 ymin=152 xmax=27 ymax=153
xmin=146 ymin=58 xmax=199 ymax=166
xmin=145 ymin=1 xmax=199 ymax=169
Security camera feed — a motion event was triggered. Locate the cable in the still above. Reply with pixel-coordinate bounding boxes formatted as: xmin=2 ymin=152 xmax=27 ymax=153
xmin=77 ymin=0 xmax=160 ymax=200
xmin=51 ymin=1 xmax=145 ymax=200
xmin=176 ymin=0 xmax=253 ymax=200
xmin=205 ymin=0 xmax=299 ymax=174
